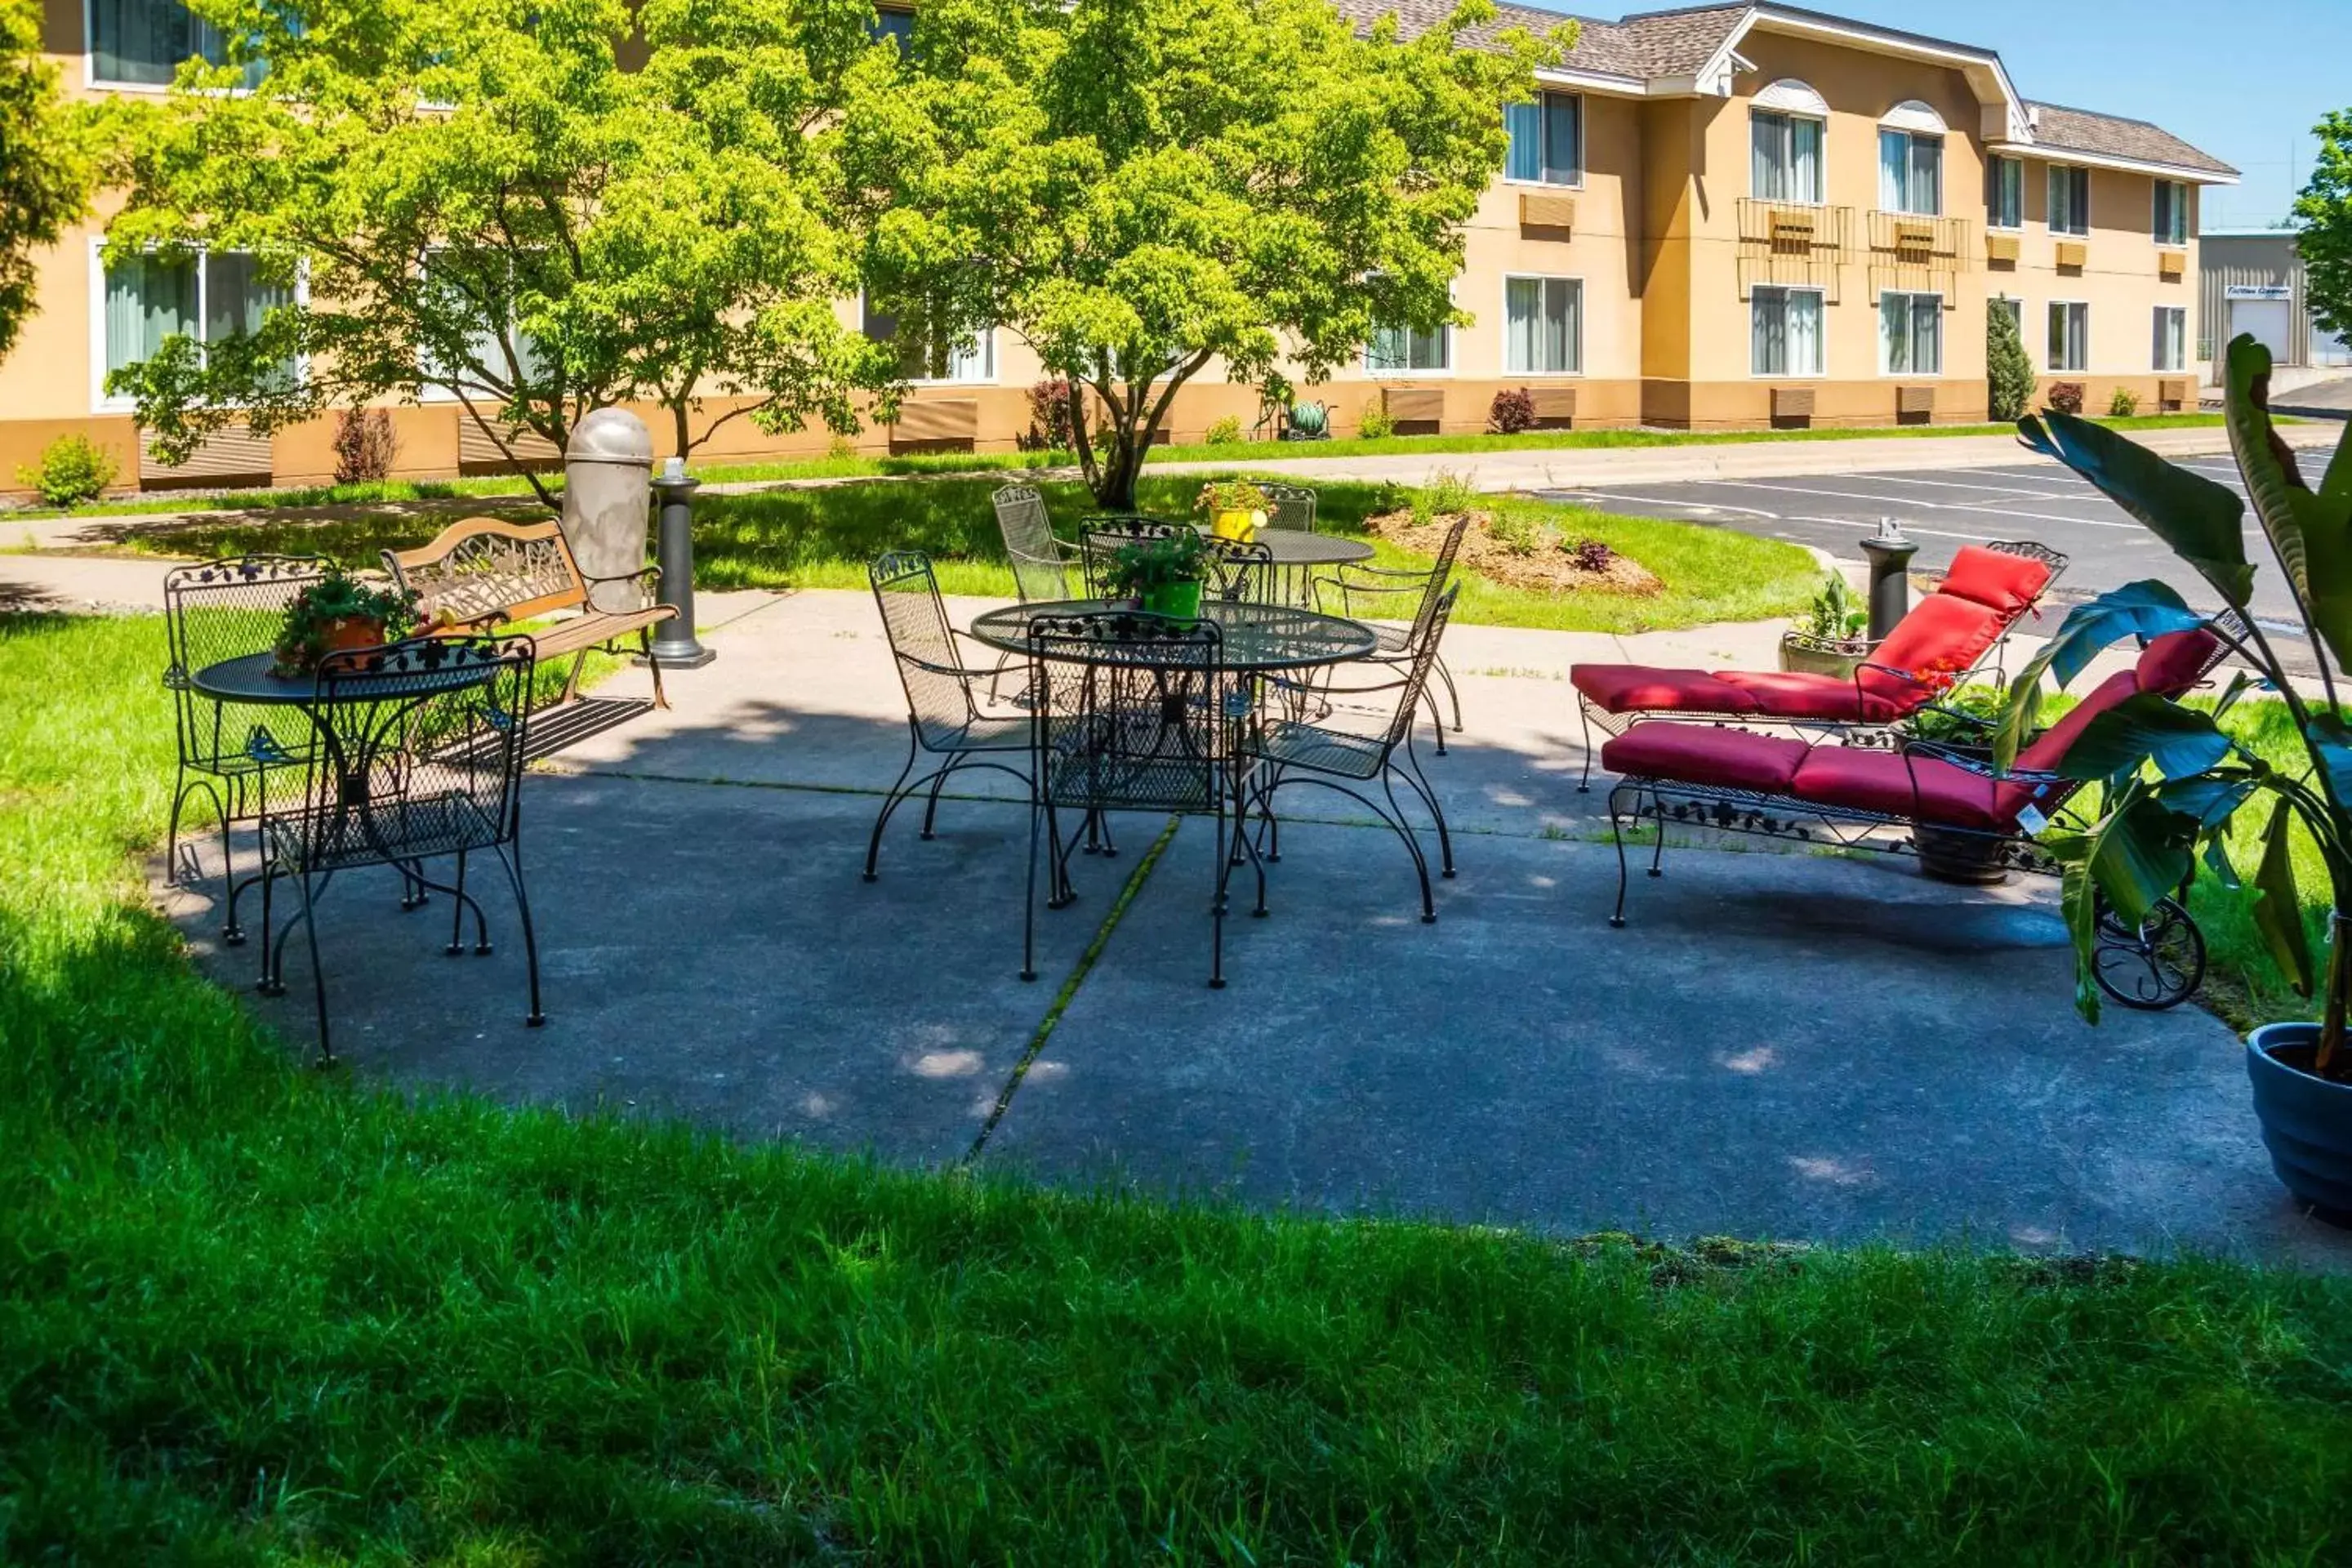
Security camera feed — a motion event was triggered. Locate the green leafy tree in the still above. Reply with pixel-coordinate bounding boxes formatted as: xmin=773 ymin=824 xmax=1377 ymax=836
xmin=0 ymin=0 xmax=94 ymax=364
xmin=96 ymin=0 xmax=901 ymax=504
xmin=1987 ymin=302 xmax=2035 ymax=423
xmin=2296 ymin=109 xmax=2352 ymax=345
xmin=841 ymin=0 xmax=1564 ymax=510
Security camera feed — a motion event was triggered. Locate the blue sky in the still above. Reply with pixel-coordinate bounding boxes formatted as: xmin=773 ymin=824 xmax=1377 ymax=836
xmin=1547 ymin=0 xmax=2351 ymax=231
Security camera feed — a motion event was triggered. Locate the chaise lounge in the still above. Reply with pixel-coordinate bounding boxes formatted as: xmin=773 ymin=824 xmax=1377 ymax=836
xmin=1597 ymin=626 xmax=2224 ymax=1012
xmin=1572 ymin=541 xmax=2067 ymax=783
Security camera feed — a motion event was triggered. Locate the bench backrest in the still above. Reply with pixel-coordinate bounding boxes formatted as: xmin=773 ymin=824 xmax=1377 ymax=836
xmin=383 ymin=518 xmax=587 ymax=630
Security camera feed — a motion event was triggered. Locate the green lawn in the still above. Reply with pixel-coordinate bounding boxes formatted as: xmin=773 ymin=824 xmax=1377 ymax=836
xmin=1 ymin=411 xmax=2237 ymax=523
xmin=5 ymin=608 xmax=2352 ymax=1561
xmin=108 ymin=474 xmax=1825 ymax=635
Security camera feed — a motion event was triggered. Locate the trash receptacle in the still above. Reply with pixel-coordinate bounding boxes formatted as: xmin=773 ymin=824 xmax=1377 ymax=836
xmin=562 ymin=408 xmax=654 ymax=612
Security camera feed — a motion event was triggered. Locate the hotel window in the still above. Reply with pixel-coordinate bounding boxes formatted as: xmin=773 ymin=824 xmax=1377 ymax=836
xmin=1880 ymin=292 xmax=1941 ymax=375
xmin=1752 ymin=286 xmax=1824 ymax=377
xmin=2154 ymin=180 xmax=2189 ymax=245
xmin=416 ymin=254 xmax=549 ymax=397
xmin=2049 ymin=301 xmax=2089 ymax=371
xmin=1987 ymin=155 xmax=2023 ymax=230
xmin=2154 ymin=305 xmax=2187 ymax=372
xmin=102 ymin=250 xmax=294 ymax=405
xmin=2049 ymin=166 xmax=2091 ymax=236
xmin=89 ymin=0 xmax=261 ymax=87
xmin=871 ymin=7 xmax=914 ymax=49
xmin=1504 ymin=276 xmax=1581 ymax=374
xmin=1877 ymin=103 xmax=1944 ymax=216
xmin=862 ymin=299 xmax=994 ymax=383
xmin=1366 ymin=319 xmax=1449 ymax=373
xmin=1751 ymin=110 xmax=1824 ymax=204
xmin=1504 ymin=91 xmax=1581 ymax=186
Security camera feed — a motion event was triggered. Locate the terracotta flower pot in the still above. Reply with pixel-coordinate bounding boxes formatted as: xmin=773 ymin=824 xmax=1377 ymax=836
xmin=322 ymin=616 xmax=387 ymax=654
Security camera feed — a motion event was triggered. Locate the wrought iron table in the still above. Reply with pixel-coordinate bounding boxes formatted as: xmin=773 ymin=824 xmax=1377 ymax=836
xmin=192 ymin=648 xmax=491 ymax=706
xmin=1197 ymin=526 xmax=1370 ymax=607
xmin=967 ymin=597 xmax=1377 ymax=672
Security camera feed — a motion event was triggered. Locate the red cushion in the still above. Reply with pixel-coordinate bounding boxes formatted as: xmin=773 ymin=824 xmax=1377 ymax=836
xmin=1788 ymin=744 xmax=2006 ymax=830
xmin=1601 ymin=723 xmax=1811 ymax=795
xmin=2135 ymin=628 xmax=2219 ymax=696
xmin=1572 ymin=663 xmax=1758 ymax=716
xmin=1713 ymin=670 xmax=1904 ymax=722
xmin=1861 ymin=595 xmax=2007 ymax=699
xmin=1936 ymin=546 xmax=2054 ymax=614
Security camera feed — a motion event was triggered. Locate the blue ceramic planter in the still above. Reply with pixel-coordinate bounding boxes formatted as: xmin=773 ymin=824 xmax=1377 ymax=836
xmin=2247 ymin=1022 xmax=2352 ymax=1218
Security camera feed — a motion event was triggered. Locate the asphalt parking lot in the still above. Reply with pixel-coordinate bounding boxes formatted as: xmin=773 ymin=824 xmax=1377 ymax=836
xmin=1540 ymin=457 xmax=2307 ymax=632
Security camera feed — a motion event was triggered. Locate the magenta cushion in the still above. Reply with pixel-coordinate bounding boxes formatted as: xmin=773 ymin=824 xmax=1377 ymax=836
xmin=1601 ymin=724 xmax=1811 ymax=795
xmin=1572 ymin=664 xmax=1759 ymax=715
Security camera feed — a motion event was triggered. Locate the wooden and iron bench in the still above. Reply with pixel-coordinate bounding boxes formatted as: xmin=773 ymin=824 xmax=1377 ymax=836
xmin=383 ymin=517 xmax=677 ymax=707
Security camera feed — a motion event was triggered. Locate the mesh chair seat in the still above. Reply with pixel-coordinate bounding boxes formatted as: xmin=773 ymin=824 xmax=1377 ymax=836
xmin=917 ymin=711 xmax=1031 ymax=754
xmin=265 ymin=791 xmax=504 ymax=872
xmin=1253 ymin=715 xmax=1389 ymax=781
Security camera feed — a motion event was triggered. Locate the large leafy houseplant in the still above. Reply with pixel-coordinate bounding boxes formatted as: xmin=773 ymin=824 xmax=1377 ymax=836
xmin=1998 ymin=337 xmax=2346 ymax=1067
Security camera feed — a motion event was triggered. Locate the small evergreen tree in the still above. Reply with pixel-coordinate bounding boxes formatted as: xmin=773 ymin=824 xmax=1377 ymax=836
xmin=1988 ymin=305 xmax=2035 ymax=422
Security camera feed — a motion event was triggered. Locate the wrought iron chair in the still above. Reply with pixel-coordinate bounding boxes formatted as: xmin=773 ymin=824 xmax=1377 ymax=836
xmin=1243 ymin=585 xmax=1459 ymax=924
xmin=1258 ymin=481 xmax=1319 ymax=534
xmin=1202 ymin=537 xmax=1276 ymax=604
xmin=866 ymin=551 xmax=1035 ymax=881
xmin=1311 ymin=513 xmax=1468 ymax=751
xmin=255 ymin=635 xmax=541 ymax=1062
xmin=163 ymin=554 xmax=333 ymax=943
xmin=992 ymin=483 xmax=1078 ymax=604
xmin=1024 ymin=609 xmax=1257 ymax=987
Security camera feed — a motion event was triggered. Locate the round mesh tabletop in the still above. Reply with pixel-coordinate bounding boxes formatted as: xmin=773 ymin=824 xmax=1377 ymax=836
xmin=968 ymin=599 xmax=1380 ymax=673
xmin=192 ymin=650 xmax=491 ymax=705
xmin=1201 ymin=527 xmax=1372 ymax=568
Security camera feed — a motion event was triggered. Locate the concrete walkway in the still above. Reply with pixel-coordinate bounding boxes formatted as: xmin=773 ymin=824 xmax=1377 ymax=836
xmin=147 ymin=586 xmax=2352 ymax=1266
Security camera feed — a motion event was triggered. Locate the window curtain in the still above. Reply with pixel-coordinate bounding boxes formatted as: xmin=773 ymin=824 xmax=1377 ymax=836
xmin=104 ymin=254 xmax=195 ymax=378
xmin=206 ymin=252 xmax=296 ymax=390
xmin=1878 ymin=131 xmax=1907 ymax=212
xmin=91 ymin=0 xmax=197 ymax=86
xmin=1547 ymin=278 xmax=1579 ymax=372
xmin=1786 ymin=288 xmax=1821 ymax=375
xmin=1880 ymin=294 xmax=1909 ymax=374
xmin=1989 ymin=158 xmax=2020 ymax=228
xmin=1542 ymin=94 xmax=1579 ymax=185
xmin=1790 ymin=117 xmax=1821 ymax=203
xmin=1913 ymin=299 xmax=1941 ymax=373
xmin=1508 ymin=279 xmax=1579 ymax=373
xmin=1909 ymin=137 xmax=1941 ymax=215
xmin=2049 ymin=302 xmax=2087 ymax=371
xmin=1506 ymin=278 xmax=1539 ymax=372
xmin=1504 ymin=101 xmax=1542 ymax=182
xmin=2154 ymin=307 xmax=2185 ymax=372
xmin=1753 ymin=288 xmax=1785 ymax=376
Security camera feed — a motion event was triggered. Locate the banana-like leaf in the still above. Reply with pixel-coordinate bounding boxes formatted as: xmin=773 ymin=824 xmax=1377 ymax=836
xmin=2225 ymin=334 xmax=2352 ymax=670
xmin=2019 ymin=410 xmax=2254 ymax=606
xmin=2056 ymin=846 xmax=2105 ymax=1024
xmin=2058 ymin=693 xmax=2233 ymax=782
xmin=2082 ymin=788 xmax=2199 ymax=933
xmin=2209 ymin=670 xmax=2257 ymax=720
xmin=1990 ymin=582 xmax=2206 ymax=772
xmin=2251 ymin=794 xmax=2316 ymax=997
xmin=2306 ymin=711 xmax=2352 ymax=814
xmin=2154 ymin=773 xmax=2260 ymax=828
xmin=2202 ymin=831 xmax=2243 ymax=894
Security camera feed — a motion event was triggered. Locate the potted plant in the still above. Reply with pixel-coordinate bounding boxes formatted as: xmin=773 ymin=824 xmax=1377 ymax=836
xmin=1098 ymin=530 xmax=1210 ymax=620
xmin=1904 ymin=680 xmax=2033 ymax=884
xmin=1196 ymin=479 xmax=1271 ymax=543
xmin=1779 ymin=571 xmax=1875 ymax=676
xmin=1997 ymin=333 xmax=2352 ymax=1215
xmin=271 ymin=568 xmax=421 ymax=678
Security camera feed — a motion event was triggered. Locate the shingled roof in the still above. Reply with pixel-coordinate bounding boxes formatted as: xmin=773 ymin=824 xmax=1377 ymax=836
xmin=2024 ymin=101 xmax=2239 ymax=180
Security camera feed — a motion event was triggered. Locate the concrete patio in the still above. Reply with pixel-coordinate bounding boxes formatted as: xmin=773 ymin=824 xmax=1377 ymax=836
xmin=157 ymin=586 xmax=2352 ymax=1266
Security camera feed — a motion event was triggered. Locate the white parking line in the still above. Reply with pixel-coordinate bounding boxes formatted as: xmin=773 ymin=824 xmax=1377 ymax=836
xmin=1694 ymin=478 xmax=2140 ymax=530
xmin=1787 ymin=515 xmax=2009 ymax=543
xmin=1841 ymin=471 xmax=2105 ymax=500
xmin=1568 ymin=489 xmax=1784 ymax=519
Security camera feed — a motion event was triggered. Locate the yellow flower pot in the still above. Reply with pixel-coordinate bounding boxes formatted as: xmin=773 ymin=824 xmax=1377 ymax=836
xmin=1210 ymin=509 xmax=1263 ymax=542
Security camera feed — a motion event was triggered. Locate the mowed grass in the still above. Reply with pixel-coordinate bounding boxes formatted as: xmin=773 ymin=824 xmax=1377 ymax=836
xmin=0 ymin=411 xmax=2243 ymax=523
xmin=105 ymin=474 xmax=1822 ymax=635
xmin=6 ymin=610 xmax=2352 ymax=1561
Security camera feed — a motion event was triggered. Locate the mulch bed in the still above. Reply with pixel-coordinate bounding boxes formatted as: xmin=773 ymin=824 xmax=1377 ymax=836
xmin=1366 ymin=509 xmax=1664 ymax=597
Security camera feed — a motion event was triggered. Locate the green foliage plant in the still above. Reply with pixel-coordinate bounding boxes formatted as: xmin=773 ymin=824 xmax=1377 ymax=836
xmin=1997 ymin=335 xmax=2352 ymax=1060
xmin=94 ymin=0 xmax=899 ymax=506
xmin=1988 ymin=304 xmax=2036 ymax=422
xmin=1205 ymin=415 xmax=1244 ymax=446
xmin=1195 ymin=479 xmax=1270 ymax=517
xmin=841 ymin=0 xmax=1568 ymax=509
xmin=2110 ymin=386 xmax=2143 ymax=418
xmin=1800 ymin=571 xmax=1869 ymax=644
xmin=1356 ymin=403 xmax=1397 ymax=441
xmin=1424 ymin=468 xmax=1478 ymax=516
xmin=1098 ymin=529 xmax=1208 ymax=601
xmin=2294 ymin=108 xmax=2352 ymax=347
xmin=271 ymin=567 xmax=421 ymax=675
xmin=0 ymin=0 xmax=93 ymax=366
xmin=17 ymin=433 xmax=118 ymax=506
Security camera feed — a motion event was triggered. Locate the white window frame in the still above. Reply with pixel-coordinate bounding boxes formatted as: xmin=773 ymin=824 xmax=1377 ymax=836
xmin=1987 ymin=155 xmax=2024 ymax=232
xmin=1749 ymin=284 xmax=1825 ymax=378
xmin=2153 ymin=180 xmax=2190 ymax=246
xmin=2048 ymin=299 xmax=2090 ymax=372
xmin=413 ymin=250 xmax=549 ymax=404
xmin=2153 ymin=304 xmax=2188 ymax=372
xmin=1878 ymin=128 xmax=1944 ymax=217
xmin=1749 ymin=107 xmax=1826 ymax=206
xmin=1364 ymin=321 xmax=1452 ymax=376
xmin=856 ymin=292 xmax=997 ymax=385
xmin=1502 ymin=90 xmax=1583 ymax=189
xmin=89 ymin=238 xmax=307 ymax=413
xmin=1878 ymin=290 xmax=1944 ymax=376
xmin=1500 ymin=274 xmax=1583 ymax=376
xmin=84 ymin=0 xmax=261 ymax=93
xmin=2048 ymin=165 xmax=2091 ymax=237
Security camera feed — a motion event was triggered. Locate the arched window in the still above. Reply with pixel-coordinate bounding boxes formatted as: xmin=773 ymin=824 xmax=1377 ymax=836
xmin=1878 ymin=100 xmax=1945 ymax=215
xmin=1751 ymin=80 xmax=1826 ymax=203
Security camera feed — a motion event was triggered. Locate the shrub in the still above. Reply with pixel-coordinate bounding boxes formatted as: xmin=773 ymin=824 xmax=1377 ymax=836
xmin=1423 ymin=468 xmax=1477 ymax=516
xmin=2047 ymin=381 xmax=2087 ymax=416
xmin=1987 ymin=305 xmax=2036 ymax=422
xmin=16 ymin=433 xmax=118 ymax=507
xmin=1204 ymin=414 xmax=1243 ymax=446
xmin=1356 ymin=403 xmax=1396 ymax=440
xmin=1566 ymin=537 xmax=1615 ymax=572
xmin=1488 ymin=386 xmax=1536 ymax=434
xmin=2109 ymin=385 xmax=2142 ymax=418
xmin=826 ymin=433 xmax=859 ymax=461
xmin=1021 ymin=378 xmax=1078 ymax=452
xmin=330 ymin=408 xmax=399 ymax=485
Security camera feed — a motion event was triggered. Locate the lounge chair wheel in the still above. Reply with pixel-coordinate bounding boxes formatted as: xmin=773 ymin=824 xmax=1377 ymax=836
xmin=2091 ymin=894 xmax=2205 ymax=1011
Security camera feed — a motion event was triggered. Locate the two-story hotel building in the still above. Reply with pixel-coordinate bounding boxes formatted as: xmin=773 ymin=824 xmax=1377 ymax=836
xmin=1 ymin=1 xmax=2237 ymax=495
